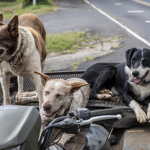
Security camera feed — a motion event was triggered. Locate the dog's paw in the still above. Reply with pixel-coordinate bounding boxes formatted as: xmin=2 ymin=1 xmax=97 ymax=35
xmin=97 ymin=93 xmax=112 ymax=100
xmin=15 ymin=93 xmax=24 ymax=104
xmin=135 ymin=109 xmax=147 ymax=123
xmin=130 ymin=100 xmax=147 ymax=123
xmin=16 ymin=92 xmax=22 ymax=99
xmin=100 ymin=89 xmax=113 ymax=96
xmin=15 ymin=93 xmax=28 ymax=105
xmin=58 ymin=141 xmax=65 ymax=146
xmin=16 ymin=91 xmax=36 ymax=98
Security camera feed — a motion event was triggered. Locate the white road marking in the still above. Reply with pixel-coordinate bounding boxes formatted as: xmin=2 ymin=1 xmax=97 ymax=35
xmin=128 ymin=10 xmax=143 ymax=13
xmin=145 ymin=21 xmax=150 ymax=23
xmin=132 ymin=0 xmax=150 ymax=7
xmin=115 ymin=3 xmax=122 ymax=5
xmin=84 ymin=0 xmax=150 ymax=47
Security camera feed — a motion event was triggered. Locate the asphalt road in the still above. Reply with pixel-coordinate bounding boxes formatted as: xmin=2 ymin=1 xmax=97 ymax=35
xmin=4 ymin=0 xmax=150 ymax=70
xmin=87 ymin=0 xmax=150 ymax=43
xmin=78 ymin=0 xmax=150 ymax=70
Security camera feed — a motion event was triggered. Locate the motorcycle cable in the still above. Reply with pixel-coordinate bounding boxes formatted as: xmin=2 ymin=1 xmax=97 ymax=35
xmin=39 ymin=116 xmax=68 ymax=150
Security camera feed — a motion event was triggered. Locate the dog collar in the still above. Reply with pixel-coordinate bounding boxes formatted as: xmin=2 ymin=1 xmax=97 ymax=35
xmin=9 ymin=57 xmax=22 ymax=70
xmin=8 ymin=53 xmax=23 ymax=70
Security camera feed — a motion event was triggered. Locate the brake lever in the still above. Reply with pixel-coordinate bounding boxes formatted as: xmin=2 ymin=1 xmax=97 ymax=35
xmin=79 ymin=114 xmax=122 ymax=126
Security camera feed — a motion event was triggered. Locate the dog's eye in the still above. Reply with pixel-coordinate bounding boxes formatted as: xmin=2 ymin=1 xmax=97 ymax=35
xmin=56 ymin=94 xmax=61 ymax=97
xmin=0 ymin=49 xmax=4 ymax=55
xmin=142 ymin=59 xmax=148 ymax=64
xmin=132 ymin=58 xmax=137 ymax=64
xmin=45 ymin=91 xmax=50 ymax=96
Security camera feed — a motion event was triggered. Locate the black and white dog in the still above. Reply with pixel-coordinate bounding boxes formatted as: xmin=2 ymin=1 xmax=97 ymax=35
xmin=82 ymin=48 xmax=150 ymax=123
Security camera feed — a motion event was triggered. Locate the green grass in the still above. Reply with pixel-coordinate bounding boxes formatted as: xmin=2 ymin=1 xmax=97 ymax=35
xmin=112 ymin=43 xmax=121 ymax=49
xmin=72 ymin=62 xmax=81 ymax=71
xmin=46 ymin=31 xmax=93 ymax=53
xmin=0 ymin=0 xmax=56 ymax=19
xmin=49 ymin=68 xmax=55 ymax=71
xmin=85 ymin=56 xmax=96 ymax=61
xmin=111 ymin=36 xmax=121 ymax=41
xmin=88 ymin=44 xmax=95 ymax=48
xmin=46 ymin=32 xmax=122 ymax=54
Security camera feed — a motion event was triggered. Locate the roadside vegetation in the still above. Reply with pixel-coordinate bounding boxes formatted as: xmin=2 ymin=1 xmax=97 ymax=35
xmin=0 ymin=0 xmax=56 ymax=19
xmin=46 ymin=31 xmax=102 ymax=54
xmin=46 ymin=31 xmax=121 ymax=54
xmin=72 ymin=62 xmax=81 ymax=71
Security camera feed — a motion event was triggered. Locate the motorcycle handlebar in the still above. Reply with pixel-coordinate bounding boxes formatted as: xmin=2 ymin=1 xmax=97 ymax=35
xmin=76 ymin=107 xmax=125 ymax=121
xmin=39 ymin=108 xmax=122 ymax=150
xmin=79 ymin=114 xmax=122 ymax=126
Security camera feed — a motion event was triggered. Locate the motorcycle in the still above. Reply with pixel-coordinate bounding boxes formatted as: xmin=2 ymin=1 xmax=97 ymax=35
xmin=0 ymin=105 xmax=121 ymax=150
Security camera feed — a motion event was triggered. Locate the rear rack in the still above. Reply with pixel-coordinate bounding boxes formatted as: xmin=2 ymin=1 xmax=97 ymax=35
xmin=4 ymin=62 xmax=119 ymax=94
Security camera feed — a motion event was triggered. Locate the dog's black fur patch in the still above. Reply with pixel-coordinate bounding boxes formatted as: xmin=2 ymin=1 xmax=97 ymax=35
xmin=81 ymin=64 xmax=115 ymax=99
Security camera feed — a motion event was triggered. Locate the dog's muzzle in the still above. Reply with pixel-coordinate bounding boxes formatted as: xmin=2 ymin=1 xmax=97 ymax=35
xmin=133 ymin=70 xmax=149 ymax=84
xmin=132 ymin=70 xmax=139 ymax=78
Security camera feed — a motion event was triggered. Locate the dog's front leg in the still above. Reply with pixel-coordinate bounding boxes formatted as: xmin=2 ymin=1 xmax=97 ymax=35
xmin=16 ymin=76 xmax=24 ymax=100
xmin=123 ymin=83 xmax=147 ymax=123
xmin=129 ymin=100 xmax=147 ymax=123
xmin=17 ymin=76 xmax=23 ymax=94
xmin=29 ymin=73 xmax=43 ymax=109
xmin=144 ymin=97 xmax=150 ymax=122
xmin=1 ymin=72 xmax=11 ymax=105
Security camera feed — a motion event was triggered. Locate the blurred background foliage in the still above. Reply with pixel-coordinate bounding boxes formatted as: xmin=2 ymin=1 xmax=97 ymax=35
xmin=17 ymin=0 xmax=52 ymax=8
xmin=0 ymin=0 xmax=56 ymax=19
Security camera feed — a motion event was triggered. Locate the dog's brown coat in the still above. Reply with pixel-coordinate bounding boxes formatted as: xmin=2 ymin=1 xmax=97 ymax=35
xmin=0 ymin=13 xmax=46 ymax=109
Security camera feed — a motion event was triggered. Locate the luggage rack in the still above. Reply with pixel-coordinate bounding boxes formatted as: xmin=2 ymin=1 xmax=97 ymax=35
xmin=7 ymin=70 xmax=130 ymax=110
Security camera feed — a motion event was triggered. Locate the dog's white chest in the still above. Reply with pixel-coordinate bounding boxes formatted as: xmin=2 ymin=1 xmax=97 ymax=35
xmin=131 ymin=82 xmax=150 ymax=101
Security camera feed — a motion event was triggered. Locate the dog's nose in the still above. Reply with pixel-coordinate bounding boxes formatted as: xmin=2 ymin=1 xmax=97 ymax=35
xmin=43 ymin=104 xmax=51 ymax=111
xmin=132 ymin=70 xmax=139 ymax=77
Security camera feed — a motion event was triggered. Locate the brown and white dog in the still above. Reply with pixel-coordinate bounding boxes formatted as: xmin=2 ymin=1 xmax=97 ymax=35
xmin=36 ymin=72 xmax=90 ymax=146
xmin=0 ymin=13 xmax=46 ymax=109
xmin=16 ymin=72 xmax=90 ymax=146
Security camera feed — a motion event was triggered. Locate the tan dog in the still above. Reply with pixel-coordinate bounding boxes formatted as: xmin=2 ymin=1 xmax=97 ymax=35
xmin=0 ymin=13 xmax=46 ymax=109
xmin=16 ymin=72 xmax=90 ymax=146
xmin=36 ymin=72 xmax=90 ymax=146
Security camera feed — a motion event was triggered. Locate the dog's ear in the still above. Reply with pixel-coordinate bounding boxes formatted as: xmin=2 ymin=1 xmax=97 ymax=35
xmin=126 ymin=48 xmax=138 ymax=67
xmin=0 ymin=13 xmax=3 ymax=23
xmin=70 ymin=82 xmax=89 ymax=93
xmin=34 ymin=71 xmax=50 ymax=86
xmin=7 ymin=15 xmax=19 ymax=38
